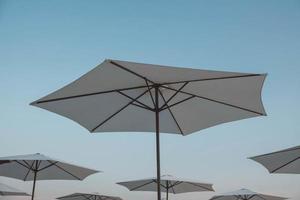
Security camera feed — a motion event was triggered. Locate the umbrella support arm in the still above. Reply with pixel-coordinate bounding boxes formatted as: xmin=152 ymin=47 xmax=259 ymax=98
xmin=155 ymin=86 xmax=161 ymax=200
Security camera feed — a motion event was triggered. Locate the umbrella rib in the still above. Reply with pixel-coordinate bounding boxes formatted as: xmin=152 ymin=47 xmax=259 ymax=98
xmin=100 ymin=196 xmax=106 ymax=200
xmin=37 ymin=160 xmax=42 ymax=170
xmin=159 ymin=82 xmax=189 ymax=110
xmin=254 ymin=194 xmax=267 ymax=200
xmin=48 ymin=161 xmax=82 ymax=180
xmin=160 ymin=95 xmax=196 ymax=111
xmin=145 ymin=79 xmax=155 ymax=107
xmin=24 ymin=160 xmax=34 ymax=169
xmin=235 ymin=195 xmax=243 ymax=200
xmin=161 ymin=85 xmax=265 ymax=116
xmin=85 ymin=194 xmax=95 ymax=200
xmin=270 ymin=156 xmax=300 ymax=173
xmin=187 ymin=182 xmax=214 ymax=191
xmin=169 ymin=181 xmax=183 ymax=188
xmin=210 ymin=196 xmax=224 ymax=200
xmin=248 ymin=195 xmax=257 ymax=200
xmin=153 ymin=180 xmax=168 ymax=189
xmin=160 ymin=74 xmax=263 ymax=86
xmin=38 ymin=161 xmax=59 ymax=172
xmin=23 ymin=161 xmax=36 ymax=181
xmin=131 ymin=102 xmax=153 ymax=111
xmin=117 ymin=91 xmax=154 ymax=111
xmin=14 ymin=160 xmax=30 ymax=169
xmin=171 ymin=182 xmax=176 ymax=194
xmin=251 ymin=146 xmax=300 ymax=158
xmin=242 ymin=195 xmax=247 ymax=200
xmin=90 ymin=88 xmax=151 ymax=132
xmin=109 ymin=61 xmax=155 ymax=84
xmin=168 ymin=181 xmax=182 ymax=194
xmin=33 ymin=85 xmax=149 ymax=104
xmin=158 ymin=89 xmax=184 ymax=135
xmin=60 ymin=193 xmax=88 ymax=199
xmin=61 ymin=194 xmax=82 ymax=198
xmin=128 ymin=180 xmax=155 ymax=191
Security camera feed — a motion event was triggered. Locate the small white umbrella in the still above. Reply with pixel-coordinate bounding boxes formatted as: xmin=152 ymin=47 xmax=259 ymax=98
xmin=117 ymin=174 xmax=214 ymax=200
xmin=0 ymin=183 xmax=30 ymax=196
xmin=210 ymin=188 xmax=287 ymax=200
xmin=57 ymin=192 xmax=122 ymax=200
xmin=0 ymin=153 xmax=99 ymax=200
xmin=249 ymin=145 xmax=300 ymax=174
xmin=31 ymin=59 xmax=267 ymax=200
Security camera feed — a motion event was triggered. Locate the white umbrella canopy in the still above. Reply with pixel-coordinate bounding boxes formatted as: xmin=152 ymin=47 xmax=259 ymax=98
xmin=57 ymin=193 xmax=122 ymax=200
xmin=0 ymin=153 xmax=99 ymax=200
xmin=117 ymin=174 xmax=214 ymax=200
xmin=249 ymin=146 xmax=300 ymax=174
xmin=31 ymin=59 xmax=266 ymax=134
xmin=210 ymin=188 xmax=287 ymax=200
xmin=0 ymin=183 xmax=30 ymax=196
xmin=31 ymin=59 xmax=267 ymax=200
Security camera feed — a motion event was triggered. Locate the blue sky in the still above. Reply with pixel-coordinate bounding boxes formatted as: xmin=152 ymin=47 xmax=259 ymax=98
xmin=0 ymin=0 xmax=300 ymax=200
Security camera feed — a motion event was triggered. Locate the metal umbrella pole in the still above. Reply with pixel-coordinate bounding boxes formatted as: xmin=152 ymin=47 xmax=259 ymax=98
xmin=166 ymin=181 xmax=169 ymax=200
xmin=155 ymin=85 xmax=161 ymax=200
xmin=31 ymin=161 xmax=39 ymax=200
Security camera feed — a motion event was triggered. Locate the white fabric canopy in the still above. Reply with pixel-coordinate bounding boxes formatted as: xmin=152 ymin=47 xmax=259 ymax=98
xmin=117 ymin=175 xmax=213 ymax=200
xmin=31 ymin=59 xmax=266 ymax=135
xmin=57 ymin=193 xmax=122 ymax=200
xmin=250 ymin=146 xmax=300 ymax=174
xmin=0 ymin=183 xmax=29 ymax=196
xmin=0 ymin=153 xmax=99 ymax=200
xmin=210 ymin=189 xmax=287 ymax=200
xmin=0 ymin=153 xmax=99 ymax=181
xmin=117 ymin=175 xmax=213 ymax=194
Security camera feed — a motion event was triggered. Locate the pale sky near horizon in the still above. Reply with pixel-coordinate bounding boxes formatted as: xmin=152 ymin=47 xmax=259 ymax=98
xmin=0 ymin=0 xmax=300 ymax=200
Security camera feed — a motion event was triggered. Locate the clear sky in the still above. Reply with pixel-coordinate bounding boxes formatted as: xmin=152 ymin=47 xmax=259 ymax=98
xmin=0 ymin=0 xmax=299 ymax=200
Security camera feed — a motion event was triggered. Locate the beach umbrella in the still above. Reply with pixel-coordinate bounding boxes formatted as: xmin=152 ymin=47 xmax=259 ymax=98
xmin=57 ymin=192 xmax=122 ymax=200
xmin=0 ymin=183 xmax=30 ymax=196
xmin=249 ymin=145 xmax=300 ymax=174
xmin=209 ymin=188 xmax=287 ymax=200
xmin=117 ymin=175 xmax=213 ymax=200
xmin=0 ymin=153 xmax=99 ymax=200
xmin=31 ymin=59 xmax=267 ymax=200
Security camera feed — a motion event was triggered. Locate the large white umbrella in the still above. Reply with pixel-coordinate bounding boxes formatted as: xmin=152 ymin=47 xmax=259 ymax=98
xmin=57 ymin=192 xmax=122 ymax=200
xmin=0 ymin=153 xmax=99 ymax=200
xmin=117 ymin=175 xmax=214 ymax=200
xmin=210 ymin=188 xmax=287 ymax=200
xmin=0 ymin=183 xmax=30 ymax=196
xmin=31 ymin=59 xmax=267 ymax=200
xmin=249 ymin=145 xmax=300 ymax=174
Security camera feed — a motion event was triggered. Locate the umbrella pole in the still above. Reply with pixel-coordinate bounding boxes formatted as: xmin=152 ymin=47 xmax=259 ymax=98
xmin=166 ymin=189 xmax=169 ymax=200
xmin=155 ymin=86 xmax=161 ymax=200
xmin=31 ymin=162 xmax=38 ymax=200
xmin=166 ymin=182 xmax=169 ymax=200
